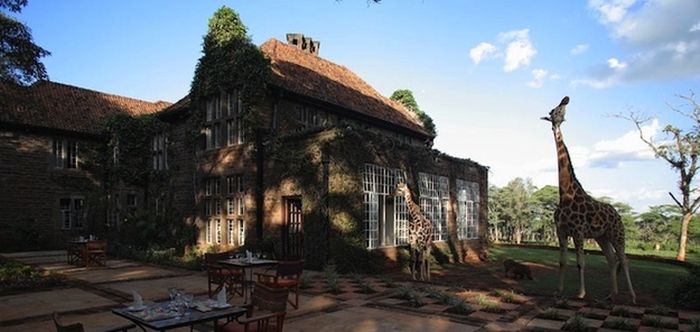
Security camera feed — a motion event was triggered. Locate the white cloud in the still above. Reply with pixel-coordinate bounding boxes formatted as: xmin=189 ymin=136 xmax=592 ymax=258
xmin=690 ymin=22 xmax=700 ymax=32
xmin=607 ymin=57 xmax=627 ymax=69
xmin=588 ymin=0 xmax=637 ymax=24
xmin=570 ymin=43 xmax=590 ymax=55
xmin=579 ymin=0 xmax=700 ymax=87
xmin=469 ymin=42 xmax=497 ymax=64
xmin=587 ymin=119 xmax=658 ymax=168
xmin=527 ymin=68 xmax=548 ymax=88
xmin=537 ymin=119 xmax=660 ymax=169
xmin=499 ymin=29 xmax=537 ymax=72
xmin=469 ymin=28 xmax=537 ymax=72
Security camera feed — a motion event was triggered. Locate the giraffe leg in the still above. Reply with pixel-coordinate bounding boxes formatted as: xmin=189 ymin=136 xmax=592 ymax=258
xmin=425 ymin=247 xmax=431 ymax=282
xmin=597 ymin=239 xmax=619 ymax=302
xmin=573 ymin=237 xmax=586 ymax=299
xmin=410 ymin=247 xmax=417 ymax=280
xmin=556 ymin=233 xmax=568 ymax=296
xmin=612 ymin=241 xmax=636 ymax=304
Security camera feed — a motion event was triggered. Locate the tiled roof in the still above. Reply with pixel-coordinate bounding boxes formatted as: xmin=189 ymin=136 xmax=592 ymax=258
xmin=260 ymin=38 xmax=429 ymax=137
xmin=0 ymin=81 xmax=171 ymax=136
xmin=162 ymin=38 xmax=430 ymax=138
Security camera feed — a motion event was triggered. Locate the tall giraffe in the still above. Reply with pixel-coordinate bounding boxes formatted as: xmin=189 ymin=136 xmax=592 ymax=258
xmin=542 ymin=96 xmax=636 ymax=304
xmin=396 ymin=182 xmax=433 ymax=281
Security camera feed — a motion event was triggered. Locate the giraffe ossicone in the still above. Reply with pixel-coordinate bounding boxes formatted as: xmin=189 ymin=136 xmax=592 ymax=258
xmin=542 ymin=96 xmax=636 ymax=304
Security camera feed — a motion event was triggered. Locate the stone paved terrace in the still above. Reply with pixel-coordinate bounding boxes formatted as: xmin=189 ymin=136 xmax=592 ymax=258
xmin=1 ymin=250 xmax=699 ymax=331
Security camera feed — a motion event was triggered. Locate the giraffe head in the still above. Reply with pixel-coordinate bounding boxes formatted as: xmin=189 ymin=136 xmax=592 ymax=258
xmin=541 ymin=96 xmax=569 ymax=129
xmin=395 ymin=181 xmax=410 ymax=197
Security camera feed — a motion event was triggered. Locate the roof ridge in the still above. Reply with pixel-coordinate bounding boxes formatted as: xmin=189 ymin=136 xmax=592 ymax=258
xmin=260 ymin=38 xmax=426 ymax=135
xmin=35 ymin=80 xmax=172 ymax=107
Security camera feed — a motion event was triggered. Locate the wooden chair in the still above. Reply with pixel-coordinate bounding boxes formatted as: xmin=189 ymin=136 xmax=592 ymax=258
xmin=221 ymin=282 xmax=289 ymax=332
xmin=205 ymin=252 xmax=244 ymax=299
xmin=85 ymin=240 xmax=107 ymax=267
xmin=255 ymin=260 xmax=303 ymax=309
xmin=53 ymin=312 xmax=135 ymax=332
xmin=66 ymin=242 xmax=85 ymax=265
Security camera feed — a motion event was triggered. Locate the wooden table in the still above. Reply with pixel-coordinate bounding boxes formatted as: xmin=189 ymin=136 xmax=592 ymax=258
xmin=218 ymin=258 xmax=278 ymax=303
xmin=112 ymin=300 xmax=246 ymax=332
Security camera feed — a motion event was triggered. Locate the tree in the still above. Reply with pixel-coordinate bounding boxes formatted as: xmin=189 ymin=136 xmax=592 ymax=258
xmin=531 ymin=185 xmax=559 ymax=243
xmin=621 ymin=93 xmax=700 ymax=261
xmin=636 ymin=205 xmax=679 ymax=251
xmin=1 ymin=0 xmax=50 ymax=85
xmin=499 ymin=177 xmax=535 ymax=244
xmin=390 ymin=89 xmax=437 ymax=137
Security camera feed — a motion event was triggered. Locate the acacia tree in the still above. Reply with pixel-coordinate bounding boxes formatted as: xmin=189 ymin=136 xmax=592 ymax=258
xmin=622 ymin=93 xmax=700 ymax=261
xmin=390 ymin=89 xmax=437 ymax=137
xmin=1 ymin=0 xmax=50 ymax=85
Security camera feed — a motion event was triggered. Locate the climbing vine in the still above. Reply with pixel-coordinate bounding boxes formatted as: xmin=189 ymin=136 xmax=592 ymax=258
xmin=189 ymin=6 xmax=271 ymax=137
xmin=103 ymin=113 xmax=168 ymax=187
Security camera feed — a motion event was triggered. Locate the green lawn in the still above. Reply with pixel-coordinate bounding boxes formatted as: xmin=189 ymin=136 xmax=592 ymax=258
xmin=487 ymin=246 xmax=691 ymax=306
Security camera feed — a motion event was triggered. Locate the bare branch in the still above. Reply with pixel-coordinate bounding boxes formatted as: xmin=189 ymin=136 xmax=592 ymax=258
xmin=669 ymin=192 xmax=683 ymax=209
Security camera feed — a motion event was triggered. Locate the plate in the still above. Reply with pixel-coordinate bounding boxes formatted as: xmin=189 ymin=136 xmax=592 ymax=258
xmin=127 ymin=305 xmax=147 ymax=312
xmin=210 ymin=303 xmax=232 ymax=309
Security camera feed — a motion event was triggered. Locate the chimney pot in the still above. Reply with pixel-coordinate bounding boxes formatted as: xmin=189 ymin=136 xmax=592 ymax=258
xmin=285 ymin=33 xmax=320 ymax=56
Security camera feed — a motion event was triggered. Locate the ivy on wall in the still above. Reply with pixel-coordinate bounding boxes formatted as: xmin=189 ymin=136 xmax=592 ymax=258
xmin=189 ymin=6 xmax=271 ymax=135
xmin=264 ymin=125 xmax=446 ymax=271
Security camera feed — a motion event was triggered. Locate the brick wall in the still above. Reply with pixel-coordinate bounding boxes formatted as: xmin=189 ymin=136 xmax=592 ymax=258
xmin=0 ymin=129 xmax=104 ymax=251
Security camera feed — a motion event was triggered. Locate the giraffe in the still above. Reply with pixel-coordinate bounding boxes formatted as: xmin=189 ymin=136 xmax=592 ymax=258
xmin=395 ymin=181 xmax=433 ymax=281
xmin=541 ymin=96 xmax=636 ymax=304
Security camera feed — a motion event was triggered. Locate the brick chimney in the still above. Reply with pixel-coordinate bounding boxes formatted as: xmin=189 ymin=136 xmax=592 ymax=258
xmin=286 ymin=33 xmax=320 ymax=56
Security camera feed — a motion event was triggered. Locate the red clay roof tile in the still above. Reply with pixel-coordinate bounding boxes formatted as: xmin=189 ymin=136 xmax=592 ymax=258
xmin=260 ymin=38 xmax=429 ymax=137
xmin=1 ymin=81 xmax=171 ymax=135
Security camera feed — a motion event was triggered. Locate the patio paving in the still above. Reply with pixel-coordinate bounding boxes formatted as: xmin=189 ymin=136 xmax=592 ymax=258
xmin=0 ymin=288 xmax=118 ymax=322
xmin=2 ymin=250 xmax=700 ymax=331
xmin=285 ymin=305 xmax=481 ymax=332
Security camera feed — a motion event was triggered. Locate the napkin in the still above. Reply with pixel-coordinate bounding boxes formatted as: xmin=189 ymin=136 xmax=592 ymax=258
xmin=131 ymin=290 xmax=143 ymax=308
xmin=217 ymin=285 xmax=227 ymax=306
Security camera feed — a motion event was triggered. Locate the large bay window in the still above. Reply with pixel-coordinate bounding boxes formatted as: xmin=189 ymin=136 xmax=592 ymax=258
xmin=363 ymin=164 xmax=407 ymax=249
xmin=418 ymin=172 xmax=449 ymax=242
xmin=456 ymin=179 xmax=480 ymax=240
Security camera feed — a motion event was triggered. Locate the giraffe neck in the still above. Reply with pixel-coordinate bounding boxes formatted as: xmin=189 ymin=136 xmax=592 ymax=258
xmin=554 ymin=127 xmax=586 ymax=202
xmin=403 ymin=191 xmax=423 ymax=225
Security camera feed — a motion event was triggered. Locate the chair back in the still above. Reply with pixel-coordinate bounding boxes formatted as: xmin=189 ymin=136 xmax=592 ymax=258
xmin=276 ymin=260 xmax=303 ymax=279
xmin=52 ymin=312 xmax=85 ymax=332
xmin=86 ymin=240 xmax=106 ymax=252
xmin=252 ymin=281 xmax=289 ymax=312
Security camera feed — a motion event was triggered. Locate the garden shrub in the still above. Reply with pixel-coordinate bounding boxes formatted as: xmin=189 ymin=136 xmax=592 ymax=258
xmin=0 ymin=262 xmax=64 ymax=293
xmin=673 ymin=265 xmax=700 ymax=309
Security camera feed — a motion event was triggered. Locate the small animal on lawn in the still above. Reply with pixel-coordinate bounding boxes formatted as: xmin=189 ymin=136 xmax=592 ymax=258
xmin=503 ymin=259 xmax=533 ymax=280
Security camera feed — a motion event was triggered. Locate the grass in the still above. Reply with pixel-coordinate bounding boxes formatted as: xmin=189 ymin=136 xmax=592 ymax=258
xmin=488 ymin=246 xmax=691 ymax=305
xmin=538 ymin=308 xmax=566 ymax=321
xmin=602 ymin=318 xmax=637 ymax=331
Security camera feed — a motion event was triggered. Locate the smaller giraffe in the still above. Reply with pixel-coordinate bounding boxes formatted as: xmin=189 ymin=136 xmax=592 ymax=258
xmin=396 ymin=181 xmax=433 ymax=281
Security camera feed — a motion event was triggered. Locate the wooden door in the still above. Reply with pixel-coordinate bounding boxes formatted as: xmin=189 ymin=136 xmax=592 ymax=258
xmin=283 ymin=197 xmax=303 ymax=259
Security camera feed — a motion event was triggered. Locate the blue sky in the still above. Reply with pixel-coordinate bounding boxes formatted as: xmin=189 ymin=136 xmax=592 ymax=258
xmin=18 ymin=1 xmax=700 ymax=212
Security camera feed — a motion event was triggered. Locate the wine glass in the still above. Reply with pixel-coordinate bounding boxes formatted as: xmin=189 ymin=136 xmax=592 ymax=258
xmin=182 ymin=293 xmax=194 ymax=316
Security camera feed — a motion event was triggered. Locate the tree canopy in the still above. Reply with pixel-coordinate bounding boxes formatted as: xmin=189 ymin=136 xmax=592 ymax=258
xmin=0 ymin=0 xmax=50 ymax=85
xmin=620 ymin=93 xmax=700 ymax=261
xmin=190 ymin=6 xmax=270 ymax=111
xmin=390 ymin=89 xmax=437 ymax=137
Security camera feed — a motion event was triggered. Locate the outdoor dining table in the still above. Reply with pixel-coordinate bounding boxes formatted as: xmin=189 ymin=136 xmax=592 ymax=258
xmin=112 ymin=299 xmax=246 ymax=332
xmin=218 ymin=257 xmax=279 ymax=303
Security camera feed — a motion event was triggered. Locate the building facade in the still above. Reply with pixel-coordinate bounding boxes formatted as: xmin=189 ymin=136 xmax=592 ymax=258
xmin=0 ymin=34 xmax=488 ymax=270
